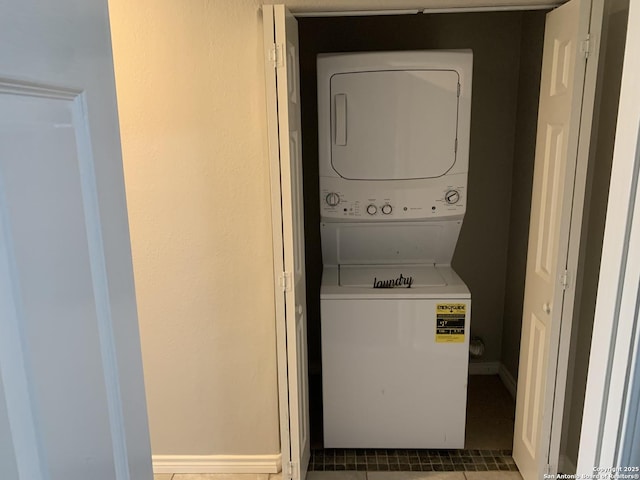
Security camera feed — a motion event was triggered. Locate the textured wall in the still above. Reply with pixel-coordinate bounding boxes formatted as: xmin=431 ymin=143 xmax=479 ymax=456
xmin=108 ymin=0 xmax=280 ymax=455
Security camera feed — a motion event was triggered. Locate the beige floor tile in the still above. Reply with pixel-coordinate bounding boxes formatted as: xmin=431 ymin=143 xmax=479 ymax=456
xmin=154 ymin=475 xmax=173 ymax=480
xmin=367 ymin=473 xmax=465 ymax=480
xmin=464 ymin=472 xmax=522 ymax=480
xmin=306 ymin=472 xmax=366 ymax=480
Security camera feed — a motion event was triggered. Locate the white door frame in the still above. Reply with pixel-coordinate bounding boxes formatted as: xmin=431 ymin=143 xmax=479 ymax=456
xmin=578 ymin=0 xmax=640 ymax=470
xmin=266 ymin=0 xmax=637 ymax=472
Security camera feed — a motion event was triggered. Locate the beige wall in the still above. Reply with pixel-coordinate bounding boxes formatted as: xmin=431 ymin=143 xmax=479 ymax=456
xmin=108 ymin=0 xmax=280 ymax=455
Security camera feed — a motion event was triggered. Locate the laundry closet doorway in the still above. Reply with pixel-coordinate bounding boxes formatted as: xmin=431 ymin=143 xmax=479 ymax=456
xmin=296 ymin=9 xmax=541 ymax=459
xmin=265 ymin=4 xmax=616 ymax=476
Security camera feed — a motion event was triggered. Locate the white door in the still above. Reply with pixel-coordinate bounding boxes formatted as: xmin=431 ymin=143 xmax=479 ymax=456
xmin=263 ymin=5 xmax=311 ymax=480
xmin=0 ymin=1 xmax=152 ymax=479
xmin=514 ymin=0 xmax=603 ymax=479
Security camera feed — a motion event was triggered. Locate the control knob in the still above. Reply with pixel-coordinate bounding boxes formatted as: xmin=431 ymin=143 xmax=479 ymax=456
xmin=444 ymin=190 xmax=461 ymax=205
xmin=381 ymin=204 xmax=392 ymax=215
xmin=366 ymin=204 xmax=377 ymax=215
xmin=325 ymin=192 xmax=340 ymax=207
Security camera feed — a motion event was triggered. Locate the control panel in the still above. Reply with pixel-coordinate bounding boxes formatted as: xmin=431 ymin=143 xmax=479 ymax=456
xmin=320 ymin=174 xmax=467 ymax=221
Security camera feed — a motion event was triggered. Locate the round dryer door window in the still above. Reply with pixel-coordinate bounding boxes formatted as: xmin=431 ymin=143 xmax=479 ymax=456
xmin=330 ymin=69 xmax=460 ymax=180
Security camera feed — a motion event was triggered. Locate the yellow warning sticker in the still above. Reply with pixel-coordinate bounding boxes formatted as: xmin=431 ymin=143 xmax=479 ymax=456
xmin=436 ymin=303 xmax=466 ymax=343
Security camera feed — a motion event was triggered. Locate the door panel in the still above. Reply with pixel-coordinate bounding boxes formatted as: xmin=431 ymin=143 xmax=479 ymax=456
xmin=513 ymin=0 xmax=603 ymax=479
xmin=265 ymin=5 xmax=311 ymax=480
xmin=521 ymin=313 xmax=546 ymax=458
xmin=536 ymin=124 xmax=564 ymax=280
xmin=278 ymin=9 xmax=311 ymax=477
xmin=0 ymin=2 xmax=152 ymax=478
xmin=1 ymin=91 xmax=118 ymax=479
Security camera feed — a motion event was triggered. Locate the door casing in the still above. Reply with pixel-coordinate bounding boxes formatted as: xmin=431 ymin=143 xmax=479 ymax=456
xmin=265 ymin=2 xmax=615 ymax=478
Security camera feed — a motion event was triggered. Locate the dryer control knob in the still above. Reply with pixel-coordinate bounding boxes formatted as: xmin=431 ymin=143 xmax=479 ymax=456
xmin=382 ymin=204 xmax=392 ymax=215
xmin=445 ymin=190 xmax=461 ymax=205
xmin=366 ymin=204 xmax=377 ymax=215
xmin=326 ymin=193 xmax=340 ymax=207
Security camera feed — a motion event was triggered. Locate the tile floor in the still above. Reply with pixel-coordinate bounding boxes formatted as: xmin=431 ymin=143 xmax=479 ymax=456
xmin=308 ymin=448 xmax=516 ymax=472
xmin=153 ymin=472 xmax=521 ymax=480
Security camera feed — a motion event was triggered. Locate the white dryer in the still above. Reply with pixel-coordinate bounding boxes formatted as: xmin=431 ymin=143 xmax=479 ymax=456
xmin=317 ymin=50 xmax=473 ymax=449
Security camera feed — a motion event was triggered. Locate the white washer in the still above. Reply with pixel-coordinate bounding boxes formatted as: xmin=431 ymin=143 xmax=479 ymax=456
xmin=318 ymin=50 xmax=473 ymax=448
xmin=322 ymin=265 xmax=470 ymax=448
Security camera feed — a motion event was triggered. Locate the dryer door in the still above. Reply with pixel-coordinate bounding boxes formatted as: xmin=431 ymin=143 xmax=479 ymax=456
xmin=330 ymin=69 xmax=460 ymax=180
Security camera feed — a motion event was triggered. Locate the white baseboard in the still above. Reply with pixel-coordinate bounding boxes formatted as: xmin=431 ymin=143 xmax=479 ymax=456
xmin=498 ymin=363 xmax=517 ymax=399
xmin=558 ymin=454 xmax=577 ymax=474
xmin=468 ymin=361 xmax=500 ymax=375
xmin=152 ymin=453 xmax=281 ymax=474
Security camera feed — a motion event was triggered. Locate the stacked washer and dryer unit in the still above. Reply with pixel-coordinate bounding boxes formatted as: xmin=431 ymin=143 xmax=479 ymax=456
xmin=318 ymin=50 xmax=473 ymax=449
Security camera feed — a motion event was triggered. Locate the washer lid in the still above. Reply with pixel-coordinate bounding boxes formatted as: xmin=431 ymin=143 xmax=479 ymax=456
xmin=330 ymin=69 xmax=460 ymax=180
xmin=339 ymin=264 xmax=447 ymax=288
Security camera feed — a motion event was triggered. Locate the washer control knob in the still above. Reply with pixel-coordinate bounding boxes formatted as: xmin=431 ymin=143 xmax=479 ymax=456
xmin=325 ymin=192 xmax=340 ymax=207
xmin=381 ymin=204 xmax=392 ymax=215
xmin=445 ymin=190 xmax=461 ymax=205
xmin=366 ymin=204 xmax=377 ymax=215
